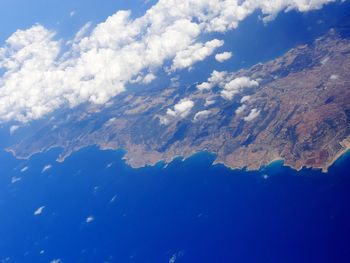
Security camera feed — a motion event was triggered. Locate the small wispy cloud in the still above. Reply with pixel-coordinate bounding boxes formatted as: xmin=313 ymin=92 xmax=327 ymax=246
xmin=110 ymin=195 xmax=118 ymax=203
xmin=41 ymin=164 xmax=52 ymax=173
xmin=34 ymin=206 xmax=45 ymax=216
xmin=11 ymin=176 xmax=22 ymax=184
xmin=20 ymin=166 xmax=29 ymax=172
xmin=86 ymin=216 xmax=94 ymax=223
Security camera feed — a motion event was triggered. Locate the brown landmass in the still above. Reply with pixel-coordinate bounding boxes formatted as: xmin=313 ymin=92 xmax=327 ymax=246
xmin=7 ymin=29 xmax=350 ymax=172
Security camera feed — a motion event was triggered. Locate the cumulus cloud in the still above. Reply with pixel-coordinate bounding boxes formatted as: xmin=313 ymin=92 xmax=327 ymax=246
xmin=235 ymin=104 xmax=247 ymax=115
xmin=221 ymin=77 xmax=258 ymax=100
xmin=243 ymin=108 xmax=260 ymax=121
xmin=167 ymin=99 xmax=194 ymax=118
xmin=161 ymin=98 xmax=194 ymax=124
xmin=0 ymin=0 xmax=336 ymax=123
xmin=193 ymin=110 xmax=211 ymax=122
xmin=197 ymin=70 xmax=228 ymax=90
xmin=215 ymin=51 xmax=232 ymax=62
xmin=170 ymin=39 xmax=224 ymax=71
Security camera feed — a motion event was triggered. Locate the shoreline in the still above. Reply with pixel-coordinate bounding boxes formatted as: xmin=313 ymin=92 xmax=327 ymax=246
xmin=4 ymin=143 xmax=350 ymax=174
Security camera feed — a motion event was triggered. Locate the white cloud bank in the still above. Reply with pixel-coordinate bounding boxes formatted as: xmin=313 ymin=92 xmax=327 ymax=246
xmin=0 ymin=0 xmax=336 ymax=123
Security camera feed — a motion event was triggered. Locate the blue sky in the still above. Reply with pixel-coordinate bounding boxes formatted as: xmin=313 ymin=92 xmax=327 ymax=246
xmin=0 ymin=0 xmax=155 ymax=42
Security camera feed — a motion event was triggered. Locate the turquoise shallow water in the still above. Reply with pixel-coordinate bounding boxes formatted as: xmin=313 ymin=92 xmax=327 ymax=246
xmin=0 ymin=146 xmax=349 ymax=263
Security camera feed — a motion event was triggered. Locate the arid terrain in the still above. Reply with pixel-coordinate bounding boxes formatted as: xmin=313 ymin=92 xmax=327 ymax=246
xmin=8 ymin=28 xmax=350 ymax=172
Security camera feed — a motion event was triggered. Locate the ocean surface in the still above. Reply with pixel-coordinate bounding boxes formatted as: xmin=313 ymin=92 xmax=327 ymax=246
xmin=0 ymin=146 xmax=349 ymax=263
xmin=0 ymin=1 xmax=349 ymax=263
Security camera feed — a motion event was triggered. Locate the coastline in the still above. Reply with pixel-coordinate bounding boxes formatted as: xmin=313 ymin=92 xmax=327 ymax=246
xmin=4 ymin=139 xmax=350 ymax=174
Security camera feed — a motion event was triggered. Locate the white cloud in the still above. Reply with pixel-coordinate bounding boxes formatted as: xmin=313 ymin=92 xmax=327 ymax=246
xmin=204 ymin=98 xmax=215 ymax=106
xmin=240 ymin=95 xmax=251 ymax=103
xmin=20 ymin=166 xmax=29 ymax=172
xmin=86 ymin=216 xmax=94 ymax=223
xmin=167 ymin=99 xmax=194 ymax=118
xmin=142 ymin=73 xmax=157 ymax=84
xmin=70 ymin=22 xmax=93 ymax=44
xmin=215 ymin=51 xmax=232 ymax=62
xmin=170 ymin=39 xmax=224 ymax=71
xmin=50 ymin=259 xmax=62 ymax=263
xmin=193 ymin=110 xmax=211 ymax=122
xmin=11 ymin=176 xmax=22 ymax=184
xmin=161 ymin=98 xmax=194 ymax=124
xmin=41 ymin=164 xmax=52 ymax=173
xmin=221 ymin=77 xmax=258 ymax=100
xmin=243 ymin=108 xmax=260 ymax=121
xmin=197 ymin=70 xmax=228 ymax=90
xmin=235 ymin=104 xmax=247 ymax=115
xmin=0 ymin=0 xmax=336 ymax=123
xmin=9 ymin=125 xmax=19 ymax=134
xmin=34 ymin=206 xmax=45 ymax=215
xmin=70 ymin=11 xmax=75 ymax=17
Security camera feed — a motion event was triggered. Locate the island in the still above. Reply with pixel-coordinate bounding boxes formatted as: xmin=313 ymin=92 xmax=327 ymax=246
xmin=7 ymin=27 xmax=350 ymax=173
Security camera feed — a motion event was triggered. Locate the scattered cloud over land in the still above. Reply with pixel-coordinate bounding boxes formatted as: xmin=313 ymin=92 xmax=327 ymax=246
xmin=161 ymin=98 xmax=194 ymax=124
xmin=197 ymin=70 xmax=228 ymax=90
xmin=221 ymin=77 xmax=259 ymax=100
xmin=193 ymin=110 xmax=211 ymax=122
xmin=0 ymin=0 xmax=336 ymax=123
xmin=244 ymin=108 xmax=260 ymax=121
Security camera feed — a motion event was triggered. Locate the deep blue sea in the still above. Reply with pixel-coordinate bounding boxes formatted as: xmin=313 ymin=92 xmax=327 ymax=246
xmin=0 ymin=1 xmax=349 ymax=262
xmin=0 ymin=146 xmax=349 ymax=263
